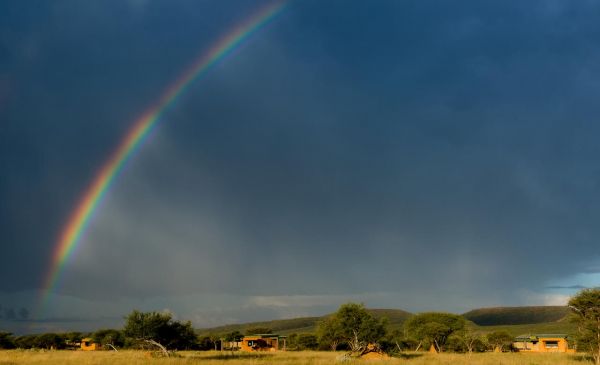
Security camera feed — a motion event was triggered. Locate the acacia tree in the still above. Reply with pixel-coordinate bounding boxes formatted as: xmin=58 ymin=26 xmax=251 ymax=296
xmin=123 ymin=310 xmax=196 ymax=354
xmin=34 ymin=333 xmax=64 ymax=349
xmin=569 ymin=288 xmax=600 ymax=364
xmin=449 ymin=328 xmax=485 ymax=354
xmin=486 ymin=331 xmax=513 ymax=352
xmin=317 ymin=316 xmax=344 ymax=351
xmin=296 ymin=334 xmax=319 ymax=350
xmin=404 ymin=312 xmax=465 ymax=352
xmin=0 ymin=332 xmax=15 ymax=349
xmin=207 ymin=333 xmax=220 ymax=351
xmin=224 ymin=330 xmax=243 ymax=343
xmin=330 ymin=303 xmax=387 ymax=354
xmin=93 ymin=329 xmax=125 ymax=349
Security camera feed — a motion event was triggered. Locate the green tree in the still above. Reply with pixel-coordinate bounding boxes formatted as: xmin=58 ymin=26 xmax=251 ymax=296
xmin=224 ymin=330 xmax=244 ymax=342
xmin=14 ymin=335 xmax=37 ymax=349
xmin=296 ymin=334 xmax=319 ymax=350
xmin=329 ymin=303 xmax=387 ymax=354
xmin=451 ymin=328 xmax=486 ymax=354
xmin=569 ymin=288 xmax=600 ymax=364
xmin=0 ymin=332 xmax=15 ymax=349
xmin=485 ymin=331 xmax=513 ymax=352
xmin=93 ymin=329 xmax=125 ymax=349
xmin=404 ymin=312 xmax=466 ymax=352
xmin=206 ymin=333 xmax=220 ymax=351
xmin=123 ymin=310 xmax=197 ymax=351
xmin=197 ymin=335 xmax=216 ymax=351
xmin=286 ymin=333 xmax=298 ymax=350
xmin=64 ymin=332 xmax=83 ymax=343
xmin=317 ymin=315 xmax=344 ymax=351
xmin=34 ymin=333 xmax=64 ymax=349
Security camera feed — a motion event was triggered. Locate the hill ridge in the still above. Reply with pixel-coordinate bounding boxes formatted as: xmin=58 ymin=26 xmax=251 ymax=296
xmin=462 ymin=305 xmax=569 ymax=326
xmin=196 ymin=308 xmax=412 ymax=336
xmin=197 ymin=306 xmax=573 ymax=336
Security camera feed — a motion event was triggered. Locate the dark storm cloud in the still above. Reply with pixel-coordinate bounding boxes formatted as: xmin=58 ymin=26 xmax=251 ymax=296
xmin=0 ymin=0 xmax=275 ymax=290
xmin=3 ymin=0 xmax=600 ymax=331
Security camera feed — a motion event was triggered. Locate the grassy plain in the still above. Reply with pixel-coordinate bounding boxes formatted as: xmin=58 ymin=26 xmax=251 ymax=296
xmin=0 ymin=350 xmax=591 ymax=365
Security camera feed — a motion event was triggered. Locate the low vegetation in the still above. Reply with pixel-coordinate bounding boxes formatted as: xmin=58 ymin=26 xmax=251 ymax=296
xmin=196 ymin=309 xmax=412 ymax=336
xmin=1 ymin=289 xmax=600 ymax=364
xmin=569 ymin=289 xmax=600 ymax=364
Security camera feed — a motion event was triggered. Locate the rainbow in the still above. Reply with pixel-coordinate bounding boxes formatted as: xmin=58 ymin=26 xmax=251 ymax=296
xmin=40 ymin=1 xmax=286 ymax=309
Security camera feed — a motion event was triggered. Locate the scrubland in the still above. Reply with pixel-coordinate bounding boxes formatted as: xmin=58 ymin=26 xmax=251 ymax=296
xmin=0 ymin=350 xmax=589 ymax=365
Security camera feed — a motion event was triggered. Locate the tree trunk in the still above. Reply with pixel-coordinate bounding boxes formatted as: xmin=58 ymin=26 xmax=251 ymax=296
xmin=106 ymin=343 xmax=118 ymax=352
xmin=414 ymin=341 xmax=422 ymax=352
xmin=143 ymin=339 xmax=169 ymax=357
xmin=330 ymin=341 xmax=338 ymax=351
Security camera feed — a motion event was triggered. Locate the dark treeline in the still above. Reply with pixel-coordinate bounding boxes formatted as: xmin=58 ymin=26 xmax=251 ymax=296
xmin=0 ymin=305 xmax=500 ymax=354
xmin=0 ymin=304 xmax=538 ymax=354
xmin=1 ymin=290 xmax=600 ymax=359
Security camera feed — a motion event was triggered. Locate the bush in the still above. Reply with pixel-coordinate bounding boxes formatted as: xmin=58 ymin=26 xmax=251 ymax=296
xmin=93 ymin=329 xmax=125 ymax=349
xmin=296 ymin=334 xmax=319 ymax=350
xmin=34 ymin=333 xmax=65 ymax=349
xmin=0 ymin=332 xmax=15 ymax=349
xmin=123 ymin=310 xmax=198 ymax=350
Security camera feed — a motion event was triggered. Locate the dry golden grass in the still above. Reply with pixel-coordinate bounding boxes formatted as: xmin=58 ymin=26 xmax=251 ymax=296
xmin=0 ymin=350 xmax=591 ymax=365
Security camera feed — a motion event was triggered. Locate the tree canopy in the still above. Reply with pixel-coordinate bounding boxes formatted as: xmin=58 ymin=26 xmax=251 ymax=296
xmin=123 ymin=310 xmax=196 ymax=350
xmin=0 ymin=332 xmax=15 ymax=349
xmin=485 ymin=331 xmax=513 ymax=352
xmin=317 ymin=315 xmax=344 ymax=351
xmin=318 ymin=303 xmax=387 ymax=354
xmin=93 ymin=329 xmax=125 ymax=348
xmin=569 ymin=288 xmax=600 ymax=364
xmin=404 ymin=312 xmax=466 ymax=352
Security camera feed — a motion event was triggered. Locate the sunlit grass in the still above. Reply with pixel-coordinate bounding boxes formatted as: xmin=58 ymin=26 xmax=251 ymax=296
xmin=0 ymin=350 xmax=590 ymax=364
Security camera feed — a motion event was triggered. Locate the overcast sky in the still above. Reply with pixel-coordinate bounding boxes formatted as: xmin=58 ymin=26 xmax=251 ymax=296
xmin=2 ymin=0 xmax=600 ymax=334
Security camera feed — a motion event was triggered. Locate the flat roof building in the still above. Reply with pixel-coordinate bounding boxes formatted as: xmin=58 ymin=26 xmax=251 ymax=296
xmin=240 ymin=334 xmax=286 ymax=352
xmin=513 ymin=334 xmax=574 ymax=353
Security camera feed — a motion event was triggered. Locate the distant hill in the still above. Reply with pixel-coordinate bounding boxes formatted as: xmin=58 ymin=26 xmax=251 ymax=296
xmin=196 ymin=308 xmax=412 ymax=336
xmin=470 ymin=320 xmax=577 ymax=337
xmin=463 ymin=306 xmax=570 ymax=326
xmin=197 ymin=306 xmax=575 ymax=337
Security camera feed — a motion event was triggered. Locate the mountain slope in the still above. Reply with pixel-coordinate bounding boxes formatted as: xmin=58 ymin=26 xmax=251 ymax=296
xmin=196 ymin=308 xmax=412 ymax=336
xmin=197 ymin=306 xmax=574 ymax=337
xmin=463 ymin=306 xmax=570 ymax=326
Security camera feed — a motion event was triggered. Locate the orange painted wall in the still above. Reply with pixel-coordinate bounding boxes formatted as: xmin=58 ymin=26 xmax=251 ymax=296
xmin=514 ymin=337 xmax=573 ymax=353
xmin=240 ymin=336 xmax=279 ymax=352
xmin=80 ymin=338 xmax=98 ymax=351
